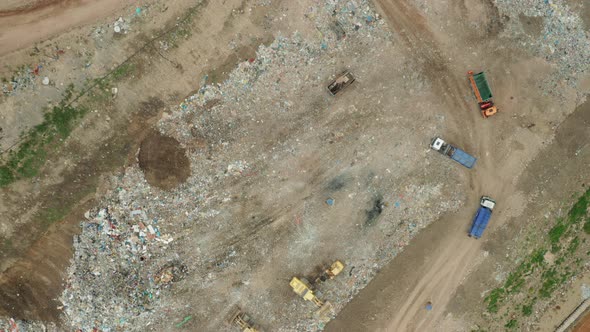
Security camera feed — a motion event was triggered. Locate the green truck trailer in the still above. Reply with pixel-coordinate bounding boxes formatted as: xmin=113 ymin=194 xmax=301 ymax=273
xmin=467 ymin=70 xmax=498 ymax=118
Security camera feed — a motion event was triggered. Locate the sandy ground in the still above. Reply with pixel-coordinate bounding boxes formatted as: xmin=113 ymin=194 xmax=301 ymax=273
xmin=0 ymin=0 xmax=588 ymax=331
xmin=0 ymin=0 xmax=131 ymax=56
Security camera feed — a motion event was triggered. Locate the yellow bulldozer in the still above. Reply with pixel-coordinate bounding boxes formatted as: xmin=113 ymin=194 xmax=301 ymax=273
xmin=289 ymin=277 xmax=334 ymax=322
xmin=289 ymin=260 xmax=345 ymax=322
xmin=228 ymin=309 xmax=260 ymax=332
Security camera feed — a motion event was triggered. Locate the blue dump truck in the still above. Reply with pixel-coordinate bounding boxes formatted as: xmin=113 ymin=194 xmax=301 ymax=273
xmin=468 ymin=196 xmax=496 ymax=239
xmin=430 ymin=137 xmax=477 ymax=169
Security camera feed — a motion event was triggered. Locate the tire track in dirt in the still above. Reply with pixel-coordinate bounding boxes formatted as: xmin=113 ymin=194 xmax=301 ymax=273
xmin=373 ymin=0 xmax=475 ymax=131
xmin=327 ymin=0 xmax=504 ymax=331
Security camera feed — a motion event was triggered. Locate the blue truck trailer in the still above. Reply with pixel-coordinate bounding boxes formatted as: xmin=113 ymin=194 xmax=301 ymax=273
xmin=430 ymin=137 xmax=477 ymax=168
xmin=468 ymin=196 xmax=496 ymax=239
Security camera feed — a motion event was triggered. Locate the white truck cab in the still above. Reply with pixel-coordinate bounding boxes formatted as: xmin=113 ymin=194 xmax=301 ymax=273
xmin=430 ymin=137 xmax=445 ymax=151
xmin=480 ymin=196 xmax=496 ymax=210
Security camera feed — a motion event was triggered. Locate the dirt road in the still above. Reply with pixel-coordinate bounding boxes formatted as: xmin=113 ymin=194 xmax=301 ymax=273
xmin=327 ymin=0 xmax=586 ymax=331
xmin=0 ymin=0 xmax=129 ymax=56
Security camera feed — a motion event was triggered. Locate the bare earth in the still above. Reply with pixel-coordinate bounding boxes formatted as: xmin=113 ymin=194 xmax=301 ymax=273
xmin=0 ymin=0 xmax=128 ymax=56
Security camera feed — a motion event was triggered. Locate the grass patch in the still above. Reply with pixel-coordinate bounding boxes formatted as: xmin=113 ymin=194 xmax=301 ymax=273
xmin=567 ymin=237 xmax=580 ymax=254
xmin=522 ymin=302 xmax=534 ymax=316
xmin=485 ymin=288 xmax=505 ymax=313
xmin=539 ymin=268 xmax=559 ymax=298
xmin=484 ymin=189 xmax=590 ymax=317
xmin=504 ymin=319 xmax=518 ymax=329
xmin=0 ymin=84 xmax=86 ymax=187
xmin=569 ymin=193 xmax=589 ymax=223
xmin=110 ymin=62 xmax=135 ymax=81
xmin=549 ymin=222 xmax=567 ymax=244
xmin=0 ymin=166 xmax=14 ymax=186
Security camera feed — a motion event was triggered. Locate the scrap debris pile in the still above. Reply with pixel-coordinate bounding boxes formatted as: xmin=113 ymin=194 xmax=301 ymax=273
xmin=60 ymin=167 xmax=199 ymax=331
xmin=493 ymin=0 xmax=589 ymax=86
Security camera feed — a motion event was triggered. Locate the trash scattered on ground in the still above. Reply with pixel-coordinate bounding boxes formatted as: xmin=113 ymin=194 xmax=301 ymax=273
xmin=0 ymin=318 xmax=58 ymax=332
xmin=57 ymin=1 xmax=467 ymax=330
xmin=582 ymin=284 xmax=590 ymax=300
xmin=1 ymin=66 xmax=37 ymax=95
xmin=49 ymin=0 xmax=588 ymax=331
xmin=114 ymin=17 xmax=130 ymax=34
xmin=493 ymin=0 xmax=590 ymax=91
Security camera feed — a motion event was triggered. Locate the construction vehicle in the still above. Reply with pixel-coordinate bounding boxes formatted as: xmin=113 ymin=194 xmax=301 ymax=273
xmin=313 ymin=260 xmax=345 ymax=284
xmin=468 ymin=196 xmax=496 ymax=239
xmin=467 ymin=71 xmax=498 ymax=118
xmin=228 ymin=308 xmax=260 ymax=332
xmin=328 ymin=71 xmax=355 ymax=95
xmin=430 ymin=137 xmax=477 ymax=169
xmin=289 ymin=277 xmax=334 ymax=322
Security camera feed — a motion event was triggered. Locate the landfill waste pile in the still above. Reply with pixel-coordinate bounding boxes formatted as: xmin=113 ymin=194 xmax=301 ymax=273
xmin=1 ymin=66 xmax=37 ymax=96
xmin=57 ymin=0 xmax=464 ymax=331
xmin=0 ymin=318 xmax=57 ymax=332
xmin=492 ymin=0 xmax=590 ymax=89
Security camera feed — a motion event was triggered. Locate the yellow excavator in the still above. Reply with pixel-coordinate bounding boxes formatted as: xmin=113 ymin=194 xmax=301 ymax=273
xmin=228 ymin=309 xmax=260 ymax=332
xmin=289 ymin=260 xmax=345 ymax=322
xmin=313 ymin=261 xmax=345 ymax=284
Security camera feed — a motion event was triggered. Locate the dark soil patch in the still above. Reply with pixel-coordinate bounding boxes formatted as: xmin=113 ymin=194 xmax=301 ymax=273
xmin=138 ymin=132 xmax=190 ymax=190
xmin=519 ymin=14 xmax=544 ymax=37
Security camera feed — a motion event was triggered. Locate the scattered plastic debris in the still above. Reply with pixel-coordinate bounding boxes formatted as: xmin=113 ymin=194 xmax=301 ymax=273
xmin=175 ymin=316 xmax=192 ymax=328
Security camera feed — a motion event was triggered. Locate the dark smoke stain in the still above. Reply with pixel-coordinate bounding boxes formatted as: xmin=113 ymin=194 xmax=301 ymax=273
xmin=365 ymin=194 xmax=385 ymax=226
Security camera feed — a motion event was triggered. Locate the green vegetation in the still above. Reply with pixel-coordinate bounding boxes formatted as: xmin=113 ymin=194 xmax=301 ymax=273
xmin=504 ymin=319 xmax=518 ymax=329
xmin=0 ymin=84 xmax=86 ymax=187
xmin=522 ymin=303 xmax=533 ymax=316
xmin=539 ymin=268 xmax=559 ymax=298
xmin=567 ymin=237 xmax=580 ymax=254
xmin=0 ymin=166 xmax=13 ymax=186
xmin=484 ymin=248 xmax=546 ymax=312
xmin=484 ymin=188 xmax=590 ymax=324
xmin=549 ymin=222 xmax=567 ymax=244
xmin=568 ymin=193 xmax=588 ymax=222
xmin=110 ymin=62 xmax=135 ymax=81
xmin=485 ymin=288 xmax=505 ymax=313
xmin=0 ymin=59 xmax=139 ymax=188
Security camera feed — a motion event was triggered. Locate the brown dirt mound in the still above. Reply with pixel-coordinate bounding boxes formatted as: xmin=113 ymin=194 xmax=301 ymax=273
xmin=138 ymin=132 xmax=190 ymax=190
